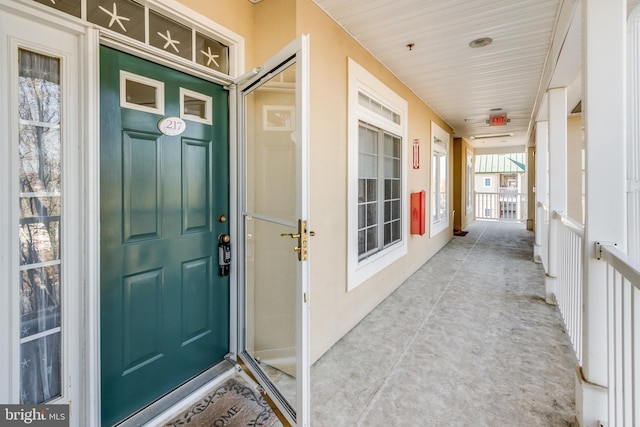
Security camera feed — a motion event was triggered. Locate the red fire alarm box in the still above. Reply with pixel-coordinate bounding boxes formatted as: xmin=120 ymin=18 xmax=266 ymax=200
xmin=410 ymin=190 xmax=426 ymax=235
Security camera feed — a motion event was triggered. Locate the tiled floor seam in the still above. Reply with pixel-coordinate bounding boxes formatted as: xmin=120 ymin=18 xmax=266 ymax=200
xmin=354 ymin=222 xmax=490 ymax=426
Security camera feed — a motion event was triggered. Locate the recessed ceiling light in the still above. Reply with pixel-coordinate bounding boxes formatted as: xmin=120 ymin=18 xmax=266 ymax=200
xmin=469 ymin=37 xmax=493 ymax=48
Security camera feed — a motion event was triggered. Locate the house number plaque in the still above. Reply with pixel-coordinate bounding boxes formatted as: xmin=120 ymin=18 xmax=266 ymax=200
xmin=158 ymin=117 xmax=186 ymax=136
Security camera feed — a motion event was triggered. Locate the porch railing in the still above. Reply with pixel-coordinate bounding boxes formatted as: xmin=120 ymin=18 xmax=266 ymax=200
xmin=475 ymin=190 xmax=527 ymax=222
xmin=597 ymin=242 xmax=640 ymax=427
xmin=553 ymin=210 xmax=584 ymax=365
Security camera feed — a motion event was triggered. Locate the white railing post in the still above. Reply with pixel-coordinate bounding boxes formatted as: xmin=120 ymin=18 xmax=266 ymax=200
xmin=547 ymin=87 xmax=568 ymax=304
xmin=534 ymin=121 xmax=549 ymax=263
xmin=579 ymin=0 xmax=627 ymax=425
xmin=554 ymin=211 xmax=584 ymax=365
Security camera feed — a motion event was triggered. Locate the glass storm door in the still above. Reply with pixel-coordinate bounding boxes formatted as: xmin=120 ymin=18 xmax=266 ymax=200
xmin=237 ymin=36 xmax=310 ymax=426
xmin=99 ymin=47 xmax=230 ymax=425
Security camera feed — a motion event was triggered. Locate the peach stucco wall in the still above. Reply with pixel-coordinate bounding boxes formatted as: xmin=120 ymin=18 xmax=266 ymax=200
xmin=177 ymin=0 xmax=454 ymax=364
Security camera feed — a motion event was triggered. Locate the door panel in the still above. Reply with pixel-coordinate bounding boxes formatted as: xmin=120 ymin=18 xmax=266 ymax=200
xmin=122 ymin=131 xmax=161 ymax=241
xmin=122 ymin=270 xmax=163 ymax=373
xmin=183 ymin=139 xmax=211 ymax=232
xmin=181 ymin=257 xmax=213 ymax=344
xmin=100 ymin=46 xmax=229 ymax=426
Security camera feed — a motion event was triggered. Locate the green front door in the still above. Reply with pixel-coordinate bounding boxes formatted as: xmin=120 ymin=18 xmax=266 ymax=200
xmin=99 ymin=46 xmax=230 ymax=426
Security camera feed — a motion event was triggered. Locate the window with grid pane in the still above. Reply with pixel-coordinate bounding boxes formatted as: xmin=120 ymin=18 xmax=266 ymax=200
xmin=432 ymin=146 xmax=447 ymax=221
xmin=358 ymin=123 xmax=401 ymax=260
xmin=18 ymin=48 xmax=62 ymax=404
xmin=348 ymin=58 xmax=407 ymax=290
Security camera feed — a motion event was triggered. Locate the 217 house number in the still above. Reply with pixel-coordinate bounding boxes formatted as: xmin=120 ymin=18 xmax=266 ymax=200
xmin=158 ymin=117 xmax=186 ymax=136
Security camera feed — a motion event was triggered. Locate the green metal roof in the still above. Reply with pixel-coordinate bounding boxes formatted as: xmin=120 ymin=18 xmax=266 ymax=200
xmin=474 ymin=153 xmax=526 ymax=174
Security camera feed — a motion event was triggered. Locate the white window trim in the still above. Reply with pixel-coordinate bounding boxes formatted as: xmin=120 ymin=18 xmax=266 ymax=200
xmin=430 ymin=121 xmax=450 ymax=237
xmin=180 ymin=87 xmax=212 ymax=124
xmin=144 ymin=0 xmax=244 ymax=79
xmin=120 ymin=71 xmax=165 ymax=115
xmin=2 ymin=19 xmax=84 ymax=409
xmin=347 ymin=58 xmax=408 ymax=291
xmin=466 ymin=148 xmax=473 ymax=213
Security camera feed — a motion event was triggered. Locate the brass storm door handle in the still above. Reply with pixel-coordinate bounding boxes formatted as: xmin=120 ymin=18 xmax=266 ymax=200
xmin=280 ymin=219 xmax=315 ymax=261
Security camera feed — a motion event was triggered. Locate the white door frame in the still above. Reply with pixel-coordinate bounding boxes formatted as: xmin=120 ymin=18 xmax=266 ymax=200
xmin=1 ymin=1 xmax=246 ymax=425
xmin=90 ymin=34 xmax=243 ymax=427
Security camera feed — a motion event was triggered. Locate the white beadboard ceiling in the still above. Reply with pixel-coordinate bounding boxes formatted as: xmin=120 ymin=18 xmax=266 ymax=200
xmin=312 ymin=0 xmax=639 ymax=151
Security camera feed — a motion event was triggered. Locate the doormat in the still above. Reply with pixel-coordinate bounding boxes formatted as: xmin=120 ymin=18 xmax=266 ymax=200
xmin=454 ymin=229 xmax=469 ymax=236
xmin=164 ymin=376 xmax=283 ymax=427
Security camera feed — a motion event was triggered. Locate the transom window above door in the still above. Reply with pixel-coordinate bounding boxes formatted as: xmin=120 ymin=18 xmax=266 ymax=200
xmin=31 ymin=0 xmax=231 ymax=75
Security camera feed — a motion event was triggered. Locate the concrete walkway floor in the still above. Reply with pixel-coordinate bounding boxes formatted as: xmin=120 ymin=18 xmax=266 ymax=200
xmin=310 ymin=221 xmax=577 ymax=426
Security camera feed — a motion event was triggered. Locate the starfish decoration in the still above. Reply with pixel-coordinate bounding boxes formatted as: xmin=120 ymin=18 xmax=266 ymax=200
xmin=201 ymin=46 xmax=220 ymax=67
xmin=157 ymin=30 xmax=180 ymax=54
xmin=98 ymin=3 xmax=130 ymax=33
xmin=21 ymin=358 xmax=30 ymax=368
xmin=21 ymin=326 xmax=30 ymax=337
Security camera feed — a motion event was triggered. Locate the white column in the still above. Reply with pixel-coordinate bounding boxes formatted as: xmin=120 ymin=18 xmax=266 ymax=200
xmin=534 ymin=121 xmax=549 ymax=263
xmin=628 ymin=10 xmax=640 ymax=262
xmin=578 ymin=0 xmax=627 ymax=425
xmin=546 ymin=88 xmax=567 ymax=304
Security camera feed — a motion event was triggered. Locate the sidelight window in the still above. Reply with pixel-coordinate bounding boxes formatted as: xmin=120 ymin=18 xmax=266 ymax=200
xmin=18 ymin=48 xmax=63 ymax=404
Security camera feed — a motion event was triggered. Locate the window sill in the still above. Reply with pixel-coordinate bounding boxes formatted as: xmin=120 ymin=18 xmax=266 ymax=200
xmin=347 ymin=241 xmax=407 ymax=292
xmin=430 ymin=219 xmax=449 ymax=237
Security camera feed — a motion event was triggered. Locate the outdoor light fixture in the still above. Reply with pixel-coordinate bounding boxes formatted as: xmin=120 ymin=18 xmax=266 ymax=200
xmin=470 ymin=132 xmax=514 ymax=140
xmin=469 ymin=37 xmax=493 ymax=48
